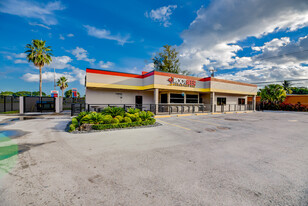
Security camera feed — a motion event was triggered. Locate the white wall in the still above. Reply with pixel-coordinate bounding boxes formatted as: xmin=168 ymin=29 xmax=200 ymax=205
xmin=86 ymin=88 xmax=154 ymax=105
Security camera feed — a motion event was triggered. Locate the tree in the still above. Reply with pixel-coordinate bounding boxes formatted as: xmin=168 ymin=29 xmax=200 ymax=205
xmin=282 ymin=80 xmax=292 ymax=94
xmin=0 ymin=91 xmax=14 ymax=96
xmin=25 ymin=40 xmax=52 ymax=97
xmin=290 ymin=87 xmax=308 ymax=94
xmin=65 ymin=89 xmax=80 ymax=98
xmin=153 ymin=45 xmax=181 ymax=74
xmin=57 ymin=76 xmax=68 ymax=97
xmin=260 ymin=84 xmax=287 ymax=103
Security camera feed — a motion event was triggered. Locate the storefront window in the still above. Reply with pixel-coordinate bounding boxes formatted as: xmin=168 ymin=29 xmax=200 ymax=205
xmin=186 ymin=94 xmax=198 ymax=103
xmin=238 ymin=98 xmax=245 ymax=105
xmin=170 ymin=93 xmax=184 ymax=103
xmin=161 ymin=94 xmax=167 ymax=103
xmin=217 ymin=97 xmax=226 ymax=105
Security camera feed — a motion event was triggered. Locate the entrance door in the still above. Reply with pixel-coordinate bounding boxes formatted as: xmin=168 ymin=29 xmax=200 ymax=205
xmin=135 ymin=96 xmax=142 ymax=110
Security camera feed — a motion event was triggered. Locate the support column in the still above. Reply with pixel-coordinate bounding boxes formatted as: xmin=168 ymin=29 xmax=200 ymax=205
xmin=253 ymin=95 xmax=256 ymax=111
xmin=210 ymin=92 xmax=215 ymax=113
xmin=55 ymin=97 xmax=60 ymax=113
xmin=19 ymin=96 xmax=24 ymax=114
xmin=167 ymin=92 xmax=170 ymax=104
xmin=154 ymin=88 xmax=159 ymax=115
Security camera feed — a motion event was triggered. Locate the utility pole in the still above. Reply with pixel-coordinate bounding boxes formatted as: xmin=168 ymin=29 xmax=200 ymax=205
xmin=54 ymin=68 xmax=56 ymax=90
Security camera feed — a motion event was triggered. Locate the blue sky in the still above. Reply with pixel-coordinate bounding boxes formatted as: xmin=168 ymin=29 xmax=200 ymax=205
xmin=0 ymin=0 xmax=308 ymax=95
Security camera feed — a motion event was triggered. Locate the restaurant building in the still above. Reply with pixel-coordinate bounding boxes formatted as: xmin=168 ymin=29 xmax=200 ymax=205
xmin=85 ymin=68 xmax=258 ymax=114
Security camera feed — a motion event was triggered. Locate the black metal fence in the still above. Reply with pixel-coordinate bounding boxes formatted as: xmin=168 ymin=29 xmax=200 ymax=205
xmin=84 ymin=103 xmax=254 ymax=115
xmin=0 ymin=96 xmax=19 ymax=113
xmin=63 ymin=97 xmax=85 ymax=110
xmin=71 ymin=103 xmax=86 ymax=116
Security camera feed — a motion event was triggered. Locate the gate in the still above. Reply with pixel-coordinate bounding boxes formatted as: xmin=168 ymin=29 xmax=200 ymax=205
xmin=24 ymin=96 xmax=55 ymax=113
xmin=0 ymin=96 xmax=19 ymax=113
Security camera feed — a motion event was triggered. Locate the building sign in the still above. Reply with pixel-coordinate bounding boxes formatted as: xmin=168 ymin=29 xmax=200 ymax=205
xmin=51 ymin=90 xmax=58 ymax=97
xmin=167 ymin=77 xmax=196 ymax=87
xmin=72 ymin=88 xmax=78 ymax=98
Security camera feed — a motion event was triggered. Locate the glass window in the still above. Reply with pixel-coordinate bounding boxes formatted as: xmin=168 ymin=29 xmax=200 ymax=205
xmin=217 ymin=97 xmax=226 ymax=105
xmin=238 ymin=98 xmax=245 ymax=105
xmin=186 ymin=94 xmax=198 ymax=103
xmin=161 ymin=94 xmax=167 ymax=103
xmin=170 ymin=93 xmax=184 ymax=103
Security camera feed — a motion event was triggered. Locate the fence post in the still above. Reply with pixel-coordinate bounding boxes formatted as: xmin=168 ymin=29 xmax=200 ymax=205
xmin=19 ymin=96 xmax=24 ymax=114
xmin=3 ymin=96 xmax=6 ymax=112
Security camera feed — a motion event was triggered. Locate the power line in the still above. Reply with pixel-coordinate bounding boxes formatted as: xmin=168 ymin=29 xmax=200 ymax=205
xmin=247 ymin=78 xmax=308 ymax=85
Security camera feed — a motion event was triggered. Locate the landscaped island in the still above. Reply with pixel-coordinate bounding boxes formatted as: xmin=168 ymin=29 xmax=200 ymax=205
xmin=69 ymin=107 xmax=156 ymax=132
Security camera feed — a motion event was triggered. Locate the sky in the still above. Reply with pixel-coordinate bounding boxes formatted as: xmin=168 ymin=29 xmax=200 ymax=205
xmin=0 ymin=0 xmax=308 ymax=96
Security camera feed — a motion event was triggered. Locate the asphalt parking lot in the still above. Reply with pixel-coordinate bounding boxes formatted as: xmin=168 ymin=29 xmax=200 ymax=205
xmin=0 ymin=111 xmax=308 ymax=205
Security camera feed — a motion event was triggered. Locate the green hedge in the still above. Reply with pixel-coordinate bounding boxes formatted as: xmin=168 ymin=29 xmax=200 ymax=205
xmin=92 ymin=118 xmax=156 ymax=130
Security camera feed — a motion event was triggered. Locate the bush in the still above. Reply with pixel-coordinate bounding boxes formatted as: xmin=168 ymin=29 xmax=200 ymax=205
xmin=80 ymin=112 xmax=104 ymax=124
xmin=260 ymin=101 xmax=308 ymax=112
xmin=124 ymin=117 xmax=132 ymax=123
xmin=69 ymin=124 xmax=75 ymax=132
xmin=115 ymin=115 xmax=123 ymax=122
xmin=125 ymin=113 xmax=139 ymax=121
xmin=92 ymin=118 xmax=156 ymax=130
xmin=101 ymin=107 xmax=125 ymax=117
xmin=127 ymin=108 xmax=140 ymax=114
xmin=76 ymin=111 xmax=90 ymax=121
xmin=139 ymin=111 xmax=153 ymax=121
xmin=102 ymin=115 xmax=113 ymax=124
xmin=71 ymin=117 xmax=79 ymax=127
xmin=111 ymin=118 xmax=120 ymax=124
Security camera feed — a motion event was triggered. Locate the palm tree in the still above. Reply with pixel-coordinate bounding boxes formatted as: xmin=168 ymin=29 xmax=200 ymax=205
xmin=282 ymin=80 xmax=293 ymax=94
xmin=260 ymin=84 xmax=287 ymax=103
xmin=25 ymin=40 xmax=52 ymax=97
xmin=57 ymin=76 xmax=68 ymax=97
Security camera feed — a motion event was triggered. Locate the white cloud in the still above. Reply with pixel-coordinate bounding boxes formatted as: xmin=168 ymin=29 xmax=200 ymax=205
xmin=71 ymin=67 xmax=86 ymax=85
xmin=29 ymin=22 xmax=51 ymax=29
xmin=99 ymin=61 xmax=114 ymax=69
xmin=177 ymin=0 xmax=308 ymax=83
xmin=0 ymin=0 xmax=65 ymax=25
xmin=84 ymin=25 xmax=132 ymax=45
xmin=14 ymin=53 xmax=27 ymax=58
xmin=21 ymin=67 xmax=86 ymax=85
xmin=144 ymin=63 xmax=154 ymax=71
xmin=14 ymin=59 xmax=28 ymax=64
xmin=59 ymin=34 xmax=65 ymax=40
xmin=21 ymin=72 xmax=76 ymax=83
xmin=145 ymin=5 xmax=177 ymax=27
xmin=46 ymin=56 xmax=72 ymax=69
xmin=70 ymin=47 xmax=95 ymax=63
xmin=252 ymin=37 xmax=291 ymax=52
xmin=67 ymin=33 xmax=74 ymax=37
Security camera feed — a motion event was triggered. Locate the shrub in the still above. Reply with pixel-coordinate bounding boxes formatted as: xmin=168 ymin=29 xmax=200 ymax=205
xmin=80 ymin=112 xmax=104 ymax=124
xmin=101 ymin=107 xmax=125 ymax=117
xmin=115 ymin=115 xmax=123 ymax=122
xmin=69 ymin=124 xmax=75 ymax=132
xmin=102 ymin=115 xmax=113 ymax=124
xmin=71 ymin=117 xmax=79 ymax=127
xmin=111 ymin=118 xmax=120 ymax=124
xmin=76 ymin=111 xmax=90 ymax=121
xmin=124 ymin=117 xmax=132 ymax=123
xmin=136 ymin=117 xmax=142 ymax=123
xmin=139 ymin=111 xmax=153 ymax=121
xmin=127 ymin=108 xmax=140 ymax=114
xmin=125 ymin=113 xmax=139 ymax=121
xmin=92 ymin=119 xmax=156 ymax=130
